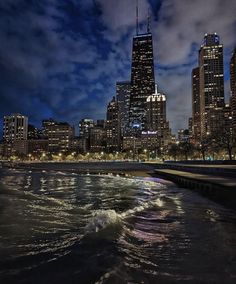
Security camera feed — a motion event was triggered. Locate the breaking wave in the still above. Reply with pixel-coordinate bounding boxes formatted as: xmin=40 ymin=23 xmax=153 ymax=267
xmin=85 ymin=197 xmax=164 ymax=235
xmin=85 ymin=209 xmax=121 ymax=234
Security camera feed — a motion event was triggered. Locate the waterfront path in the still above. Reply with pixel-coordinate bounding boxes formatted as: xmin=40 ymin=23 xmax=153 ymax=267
xmin=155 ymin=168 xmax=236 ymax=188
xmin=154 ymin=162 xmax=236 ymax=178
xmin=154 ymin=166 xmax=236 ymax=208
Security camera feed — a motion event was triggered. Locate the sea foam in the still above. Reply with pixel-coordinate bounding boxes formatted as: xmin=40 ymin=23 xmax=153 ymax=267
xmin=85 ymin=197 xmax=164 ymax=234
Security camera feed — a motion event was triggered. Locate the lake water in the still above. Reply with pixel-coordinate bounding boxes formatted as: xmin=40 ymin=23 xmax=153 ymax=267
xmin=0 ymin=168 xmax=235 ymax=283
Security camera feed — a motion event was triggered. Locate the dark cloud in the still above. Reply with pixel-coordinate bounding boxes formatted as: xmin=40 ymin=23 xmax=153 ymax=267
xmin=0 ymin=0 xmax=102 ymax=128
xmin=0 ymin=0 xmax=235 ymax=135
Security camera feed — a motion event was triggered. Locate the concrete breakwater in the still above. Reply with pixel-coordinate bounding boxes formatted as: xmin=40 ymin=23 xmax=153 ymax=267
xmin=154 ymin=164 xmax=236 ymax=208
xmin=154 ymin=162 xmax=236 ymax=178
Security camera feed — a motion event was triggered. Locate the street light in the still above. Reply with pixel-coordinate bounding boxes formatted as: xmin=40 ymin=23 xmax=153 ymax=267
xmin=160 ymin=147 xmax=164 ymax=162
xmin=71 ymin=152 xmax=76 ymax=161
xmin=86 ymin=152 xmax=90 ymax=162
xmin=144 ymin=149 xmax=147 ymax=161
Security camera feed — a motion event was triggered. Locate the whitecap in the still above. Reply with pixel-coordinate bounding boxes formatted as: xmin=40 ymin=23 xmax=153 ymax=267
xmin=85 ymin=209 xmax=121 ymax=234
xmin=85 ymin=197 xmax=164 ymax=235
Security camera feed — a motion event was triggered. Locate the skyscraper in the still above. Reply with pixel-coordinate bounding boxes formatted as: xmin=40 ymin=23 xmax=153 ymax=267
xmin=146 ymin=85 xmax=170 ymax=147
xmin=199 ymin=33 xmax=224 ymax=137
xmin=78 ymin=118 xmax=95 ymax=151
xmin=79 ymin=119 xmax=95 ymax=139
xmin=116 ymin=81 xmax=131 ymax=136
xmin=192 ymin=67 xmax=201 ymax=143
xmin=230 ymin=48 xmax=236 ymax=94
xmin=230 ymin=48 xmax=236 ymax=136
xmin=129 ymin=24 xmax=155 ymax=130
xmin=146 ymin=85 xmax=167 ymax=131
xmin=106 ymin=97 xmax=120 ymax=152
xmin=3 ymin=113 xmax=28 ymax=156
xmin=3 ymin=113 xmax=28 ymax=142
xmin=89 ymin=126 xmax=106 ymax=153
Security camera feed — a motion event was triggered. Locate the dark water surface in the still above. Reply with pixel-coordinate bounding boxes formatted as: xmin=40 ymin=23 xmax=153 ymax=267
xmin=0 ymin=168 xmax=235 ymax=283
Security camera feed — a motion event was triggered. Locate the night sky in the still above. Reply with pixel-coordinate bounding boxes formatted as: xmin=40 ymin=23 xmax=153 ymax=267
xmin=0 ymin=0 xmax=236 ymax=135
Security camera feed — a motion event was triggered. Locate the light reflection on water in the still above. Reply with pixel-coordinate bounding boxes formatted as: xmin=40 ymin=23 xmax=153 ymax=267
xmin=0 ymin=168 xmax=235 ymax=284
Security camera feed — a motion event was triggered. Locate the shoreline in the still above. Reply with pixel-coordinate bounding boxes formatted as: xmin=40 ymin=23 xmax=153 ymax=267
xmin=1 ymin=161 xmax=236 ymax=208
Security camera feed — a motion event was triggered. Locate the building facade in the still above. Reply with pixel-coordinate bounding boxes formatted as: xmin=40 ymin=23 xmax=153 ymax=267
xmin=122 ymin=136 xmax=142 ymax=152
xmin=79 ymin=119 xmax=94 ymax=139
xmin=199 ymin=33 xmax=225 ymax=138
xmin=106 ymin=97 xmax=120 ymax=152
xmin=43 ymin=120 xmax=74 ymax=153
xmin=78 ymin=118 xmax=95 ymax=152
xmin=89 ymin=126 xmax=106 ymax=153
xmin=192 ymin=67 xmax=201 ymax=143
xmin=146 ymin=85 xmax=170 ymax=147
xmin=116 ymin=81 xmax=131 ymax=136
xmin=3 ymin=114 xmax=28 ymax=156
xmin=230 ymin=48 xmax=236 ymax=137
xmin=28 ymin=124 xmax=43 ymax=140
xmin=27 ymin=140 xmax=49 ymax=156
xmin=129 ymin=32 xmax=155 ymax=130
xmin=3 ymin=114 xmax=28 ymax=142
xmin=178 ymin=129 xmax=190 ymax=143
xmin=42 ymin=119 xmax=56 ymax=138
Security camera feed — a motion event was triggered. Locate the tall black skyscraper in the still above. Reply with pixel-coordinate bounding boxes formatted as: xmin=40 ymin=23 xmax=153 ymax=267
xmin=129 ymin=8 xmax=155 ymax=130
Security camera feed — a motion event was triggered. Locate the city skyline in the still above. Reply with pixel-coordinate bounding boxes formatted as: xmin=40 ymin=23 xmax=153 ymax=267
xmin=1 ymin=2 xmax=236 ymax=280
xmin=0 ymin=0 xmax=236 ymax=135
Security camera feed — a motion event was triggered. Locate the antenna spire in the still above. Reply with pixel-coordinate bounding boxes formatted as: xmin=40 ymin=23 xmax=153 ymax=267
xmin=147 ymin=8 xmax=151 ymax=33
xmin=155 ymin=84 xmax=158 ymax=94
xmin=136 ymin=0 xmax=139 ymax=35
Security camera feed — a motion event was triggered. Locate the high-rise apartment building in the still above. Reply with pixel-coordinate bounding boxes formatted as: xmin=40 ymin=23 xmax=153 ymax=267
xmin=230 ymin=48 xmax=236 ymax=136
xmin=106 ymin=97 xmax=120 ymax=152
xmin=199 ymin=33 xmax=224 ymax=137
xmin=192 ymin=67 xmax=201 ymax=143
xmin=89 ymin=125 xmax=106 ymax=153
xmin=129 ymin=31 xmax=155 ymax=130
xmin=78 ymin=118 xmax=95 ymax=152
xmin=79 ymin=119 xmax=94 ymax=139
xmin=146 ymin=85 xmax=170 ymax=147
xmin=42 ymin=118 xmax=56 ymax=138
xmin=230 ymin=48 xmax=236 ymax=95
xmin=146 ymin=85 xmax=166 ymax=131
xmin=116 ymin=81 xmax=131 ymax=136
xmin=3 ymin=114 xmax=28 ymax=156
xmin=188 ymin=117 xmax=193 ymax=139
xmin=42 ymin=119 xmax=74 ymax=152
xmin=3 ymin=113 xmax=28 ymax=142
